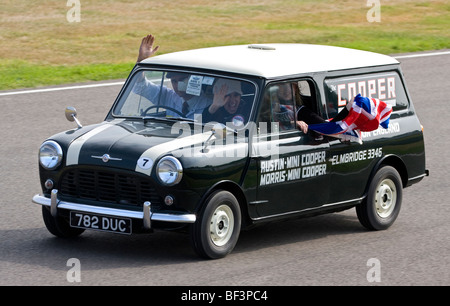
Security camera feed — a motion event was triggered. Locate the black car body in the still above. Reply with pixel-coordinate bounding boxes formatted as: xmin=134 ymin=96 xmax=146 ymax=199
xmin=33 ymin=44 xmax=427 ymax=258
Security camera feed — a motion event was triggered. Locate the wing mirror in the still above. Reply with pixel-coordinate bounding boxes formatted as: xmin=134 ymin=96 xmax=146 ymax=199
xmin=65 ymin=106 xmax=83 ymax=128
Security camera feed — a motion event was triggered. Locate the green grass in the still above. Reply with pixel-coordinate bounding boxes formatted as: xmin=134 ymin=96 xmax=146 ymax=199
xmin=0 ymin=0 xmax=448 ymax=90
xmin=0 ymin=60 xmax=131 ymax=90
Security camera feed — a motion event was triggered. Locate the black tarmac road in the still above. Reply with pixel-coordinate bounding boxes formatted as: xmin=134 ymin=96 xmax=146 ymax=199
xmin=0 ymin=50 xmax=449 ymax=286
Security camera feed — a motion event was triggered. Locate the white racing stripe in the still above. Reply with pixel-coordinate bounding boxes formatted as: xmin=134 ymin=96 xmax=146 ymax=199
xmin=66 ymin=122 xmax=118 ymax=165
xmin=135 ymin=131 xmax=215 ymax=176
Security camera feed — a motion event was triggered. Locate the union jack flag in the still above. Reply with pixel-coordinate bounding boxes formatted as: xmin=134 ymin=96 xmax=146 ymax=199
xmin=309 ymin=94 xmax=392 ymax=143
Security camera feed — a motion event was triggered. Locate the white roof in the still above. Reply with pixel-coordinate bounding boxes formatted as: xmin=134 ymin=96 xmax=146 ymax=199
xmin=141 ymin=44 xmax=399 ymax=78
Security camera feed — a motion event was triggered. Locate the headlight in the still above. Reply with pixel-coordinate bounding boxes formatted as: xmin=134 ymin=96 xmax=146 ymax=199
xmin=39 ymin=140 xmax=63 ymax=170
xmin=156 ymin=156 xmax=183 ymax=186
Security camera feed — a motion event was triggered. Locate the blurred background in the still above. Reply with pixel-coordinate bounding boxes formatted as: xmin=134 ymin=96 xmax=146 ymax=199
xmin=1 ymin=0 xmax=448 ymax=90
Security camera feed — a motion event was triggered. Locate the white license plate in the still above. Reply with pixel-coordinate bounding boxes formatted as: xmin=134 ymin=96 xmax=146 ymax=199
xmin=70 ymin=211 xmax=132 ymax=235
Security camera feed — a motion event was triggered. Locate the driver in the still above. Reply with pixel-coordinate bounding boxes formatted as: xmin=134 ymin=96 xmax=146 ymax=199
xmin=202 ymin=78 xmax=247 ymax=127
xmin=135 ymin=34 xmax=212 ymax=119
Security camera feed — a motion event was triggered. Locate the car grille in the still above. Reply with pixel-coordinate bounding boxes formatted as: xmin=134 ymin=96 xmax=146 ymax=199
xmin=59 ymin=169 xmax=161 ymax=207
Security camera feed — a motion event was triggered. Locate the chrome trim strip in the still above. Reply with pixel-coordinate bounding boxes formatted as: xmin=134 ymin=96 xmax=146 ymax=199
xmin=32 ymin=194 xmax=196 ymax=224
xmin=408 ymin=172 xmax=428 ymax=181
xmin=248 ymin=200 xmax=269 ymax=205
xmin=251 ymin=196 xmax=365 ymax=221
xmin=91 ymin=154 xmax=123 ymax=162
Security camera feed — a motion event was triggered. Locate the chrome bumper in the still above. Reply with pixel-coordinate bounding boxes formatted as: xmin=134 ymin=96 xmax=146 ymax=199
xmin=32 ymin=189 xmax=196 ymax=230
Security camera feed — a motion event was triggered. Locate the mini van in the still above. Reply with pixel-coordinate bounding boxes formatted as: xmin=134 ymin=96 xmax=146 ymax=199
xmin=33 ymin=44 xmax=427 ymax=258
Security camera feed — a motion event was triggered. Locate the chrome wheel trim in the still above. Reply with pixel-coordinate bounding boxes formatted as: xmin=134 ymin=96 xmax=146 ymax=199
xmin=375 ymin=178 xmax=397 ymax=218
xmin=209 ymin=204 xmax=234 ymax=247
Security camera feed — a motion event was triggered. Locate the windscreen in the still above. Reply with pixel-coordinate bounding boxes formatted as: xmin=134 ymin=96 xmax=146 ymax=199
xmin=113 ymin=70 xmax=257 ymax=128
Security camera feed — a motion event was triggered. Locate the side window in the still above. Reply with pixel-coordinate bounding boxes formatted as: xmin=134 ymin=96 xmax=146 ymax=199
xmin=259 ymin=82 xmax=296 ymax=133
xmin=295 ymin=79 xmax=319 ymax=114
xmin=323 ymin=71 xmax=408 ymax=120
xmin=258 ymin=79 xmax=321 ymax=134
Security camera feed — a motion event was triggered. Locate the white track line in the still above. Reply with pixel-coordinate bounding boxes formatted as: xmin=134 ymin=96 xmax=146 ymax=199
xmin=0 ymin=81 xmax=124 ymax=97
xmin=393 ymin=50 xmax=450 ymax=59
xmin=0 ymin=50 xmax=448 ymax=97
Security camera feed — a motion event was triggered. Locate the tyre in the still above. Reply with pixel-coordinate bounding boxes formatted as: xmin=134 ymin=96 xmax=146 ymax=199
xmin=42 ymin=206 xmax=85 ymax=238
xmin=190 ymin=190 xmax=241 ymax=259
xmin=356 ymin=166 xmax=403 ymax=230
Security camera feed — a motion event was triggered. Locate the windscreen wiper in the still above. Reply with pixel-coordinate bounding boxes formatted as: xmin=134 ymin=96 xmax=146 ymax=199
xmin=142 ymin=116 xmax=196 ymax=123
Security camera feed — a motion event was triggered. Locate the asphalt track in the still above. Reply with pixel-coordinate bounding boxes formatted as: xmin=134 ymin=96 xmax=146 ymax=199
xmin=0 ymin=50 xmax=449 ymax=287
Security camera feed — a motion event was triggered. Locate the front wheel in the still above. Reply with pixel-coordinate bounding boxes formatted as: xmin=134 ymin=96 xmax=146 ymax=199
xmin=42 ymin=206 xmax=85 ymax=238
xmin=190 ymin=191 xmax=241 ymax=259
xmin=356 ymin=166 xmax=403 ymax=230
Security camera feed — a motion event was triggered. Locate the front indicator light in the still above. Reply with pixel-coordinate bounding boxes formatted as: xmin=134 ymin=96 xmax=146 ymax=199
xmin=164 ymin=195 xmax=174 ymax=206
xmin=44 ymin=179 xmax=54 ymax=190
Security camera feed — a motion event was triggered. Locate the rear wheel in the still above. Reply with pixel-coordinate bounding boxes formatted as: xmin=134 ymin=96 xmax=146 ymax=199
xmin=42 ymin=206 xmax=85 ymax=238
xmin=356 ymin=166 xmax=403 ymax=230
xmin=190 ymin=191 xmax=241 ymax=259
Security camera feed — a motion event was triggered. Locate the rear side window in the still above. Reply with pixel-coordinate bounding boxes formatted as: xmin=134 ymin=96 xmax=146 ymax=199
xmin=323 ymin=72 xmax=408 ymax=119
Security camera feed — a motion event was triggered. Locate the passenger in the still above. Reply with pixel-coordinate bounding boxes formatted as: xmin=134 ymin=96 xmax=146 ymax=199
xmin=202 ymin=79 xmax=248 ymax=127
xmin=265 ymin=82 xmax=326 ymax=133
xmin=272 ymin=101 xmax=295 ymax=130
xmin=271 ymin=83 xmax=295 ymax=130
xmin=277 ymin=82 xmax=294 ymax=105
xmin=296 ymin=103 xmax=326 ymax=133
xmin=293 ymin=83 xmax=326 ymax=133
xmin=135 ymin=34 xmax=211 ymax=119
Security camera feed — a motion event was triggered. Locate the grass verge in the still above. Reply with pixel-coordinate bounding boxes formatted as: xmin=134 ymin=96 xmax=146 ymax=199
xmin=0 ymin=60 xmax=131 ymax=90
xmin=1 ymin=0 xmax=448 ymax=90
